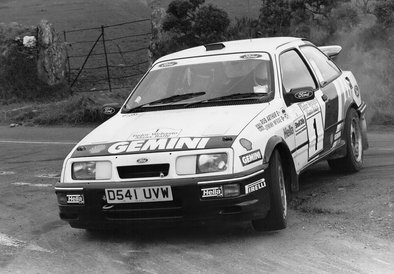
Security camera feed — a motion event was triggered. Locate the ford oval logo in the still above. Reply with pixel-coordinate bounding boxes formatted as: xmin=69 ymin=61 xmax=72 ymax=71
xmin=137 ymin=158 xmax=148 ymax=164
xmin=294 ymin=90 xmax=313 ymax=100
xmin=103 ymin=106 xmax=116 ymax=115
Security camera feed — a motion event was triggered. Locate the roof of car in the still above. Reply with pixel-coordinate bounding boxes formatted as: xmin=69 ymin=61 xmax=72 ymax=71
xmin=155 ymin=37 xmax=304 ymax=64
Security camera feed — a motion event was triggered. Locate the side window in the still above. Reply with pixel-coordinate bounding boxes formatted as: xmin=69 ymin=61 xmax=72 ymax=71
xmin=300 ymin=46 xmax=341 ymax=85
xmin=279 ymin=50 xmax=316 ymax=93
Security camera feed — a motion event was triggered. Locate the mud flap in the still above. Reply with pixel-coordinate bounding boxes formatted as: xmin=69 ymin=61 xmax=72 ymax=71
xmin=357 ymin=102 xmax=369 ymax=151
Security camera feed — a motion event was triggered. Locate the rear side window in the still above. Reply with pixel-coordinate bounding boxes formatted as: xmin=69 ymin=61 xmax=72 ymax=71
xmin=300 ymin=46 xmax=341 ymax=85
xmin=279 ymin=50 xmax=316 ymax=93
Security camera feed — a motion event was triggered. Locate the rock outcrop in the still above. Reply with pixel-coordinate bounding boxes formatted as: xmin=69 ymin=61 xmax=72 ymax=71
xmin=36 ymin=20 xmax=67 ymax=86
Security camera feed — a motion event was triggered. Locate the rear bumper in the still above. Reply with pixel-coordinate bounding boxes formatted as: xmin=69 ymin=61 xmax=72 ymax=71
xmin=55 ymin=167 xmax=270 ymax=229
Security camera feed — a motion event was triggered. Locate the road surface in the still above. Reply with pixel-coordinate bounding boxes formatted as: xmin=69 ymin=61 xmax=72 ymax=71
xmin=0 ymin=125 xmax=393 ymax=273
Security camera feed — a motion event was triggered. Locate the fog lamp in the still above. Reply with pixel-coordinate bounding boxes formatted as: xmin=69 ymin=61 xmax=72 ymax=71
xmin=223 ymin=184 xmax=240 ymax=197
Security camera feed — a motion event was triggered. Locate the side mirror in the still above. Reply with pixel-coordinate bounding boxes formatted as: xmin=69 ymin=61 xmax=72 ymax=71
xmin=284 ymin=87 xmax=315 ymax=105
xmin=102 ymin=103 xmax=121 ymax=117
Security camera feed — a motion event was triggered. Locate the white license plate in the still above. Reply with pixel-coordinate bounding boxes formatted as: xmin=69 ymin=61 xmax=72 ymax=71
xmin=105 ymin=186 xmax=173 ymax=204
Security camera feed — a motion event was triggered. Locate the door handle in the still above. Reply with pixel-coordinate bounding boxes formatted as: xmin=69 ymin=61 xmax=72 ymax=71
xmin=322 ymin=94 xmax=328 ymax=102
xmin=345 ymin=77 xmax=353 ymax=89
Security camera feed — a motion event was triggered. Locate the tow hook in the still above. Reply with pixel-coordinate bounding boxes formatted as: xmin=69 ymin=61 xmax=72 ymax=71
xmin=102 ymin=204 xmax=115 ymax=210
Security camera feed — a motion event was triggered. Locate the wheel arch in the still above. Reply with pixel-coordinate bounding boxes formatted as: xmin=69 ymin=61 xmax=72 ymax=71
xmin=264 ymin=136 xmax=299 ymax=192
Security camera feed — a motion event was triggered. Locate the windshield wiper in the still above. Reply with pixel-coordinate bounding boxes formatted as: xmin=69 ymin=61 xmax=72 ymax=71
xmin=123 ymin=92 xmax=206 ymax=113
xmin=186 ymin=92 xmax=267 ymax=107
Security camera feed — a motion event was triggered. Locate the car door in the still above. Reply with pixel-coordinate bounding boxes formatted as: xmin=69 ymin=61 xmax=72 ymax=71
xmin=279 ymin=49 xmax=325 ymax=170
xmin=300 ymin=46 xmax=344 ymax=153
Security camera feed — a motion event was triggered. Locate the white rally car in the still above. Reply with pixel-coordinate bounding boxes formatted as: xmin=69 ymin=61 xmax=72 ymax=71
xmin=55 ymin=37 xmax=368 ymax=231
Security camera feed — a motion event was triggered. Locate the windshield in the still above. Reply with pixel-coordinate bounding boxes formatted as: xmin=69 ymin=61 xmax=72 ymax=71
xmin=123 ymin=53 xmax=274 ymax=111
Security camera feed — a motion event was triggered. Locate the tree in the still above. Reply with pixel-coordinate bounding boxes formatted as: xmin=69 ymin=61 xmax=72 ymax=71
xmin=258 ymin=0 xmax=291 ymax=37
xmin=258 ymin=0 xmax=355 ymax=44
xmin=155 ymin=0 xmax=229 ymax=57
xmin=373 ymin=0 xmax=394 ymax=30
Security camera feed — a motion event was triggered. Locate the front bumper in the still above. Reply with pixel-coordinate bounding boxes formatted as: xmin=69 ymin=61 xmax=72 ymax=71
xmin=55 ymin=166 xmax=269 ymax=229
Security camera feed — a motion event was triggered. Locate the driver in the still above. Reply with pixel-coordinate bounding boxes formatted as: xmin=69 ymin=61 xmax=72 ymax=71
xmin=253 ymin=62 xmax=269 ymax=93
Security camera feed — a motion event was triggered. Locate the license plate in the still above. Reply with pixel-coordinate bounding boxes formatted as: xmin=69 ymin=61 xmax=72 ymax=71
xmin=105 ymin=186 xmax=173 ymax=204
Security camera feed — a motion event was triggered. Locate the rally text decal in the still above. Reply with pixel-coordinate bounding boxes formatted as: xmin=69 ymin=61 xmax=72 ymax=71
xmin=108 ymin=137 xmax=210 ymax=154
xmin=245 ymin=179 xmax=266 ymax=194
xmin=240 ymin=150 xmax=263 ymax=166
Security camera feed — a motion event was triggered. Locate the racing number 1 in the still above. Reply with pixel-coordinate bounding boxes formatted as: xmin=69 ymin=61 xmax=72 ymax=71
xmin=313 ymin=118 xmax=318 ymax=150
xmin=306 ymin=114 xmax=324 ymax=159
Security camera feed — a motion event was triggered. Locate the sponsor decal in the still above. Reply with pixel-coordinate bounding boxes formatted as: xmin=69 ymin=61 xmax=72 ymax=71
xmin=240 ymin=150 xmax=262 ymax=166
xmin=159 ymin=61 xmax=177 ymax=68
xmin=354 ymin=85 xmax=360 ymax=97
xmin=239 ymin=138 xmax=253 ymax=151
xmin=283 ymin=125 xmax=294 ymax=139
xmin=245 ymin=179 xmax=266 ymax=194
xmin=281 ymin=108 xmax=289 ymax=119
xmin=294 ymin=90 xmax=314 ymax=100
xmin=295 ymin=116 xmax=306 ymax=134
xmin=299 ymin=99 xmax=320 ymax=118
xmin=137 ymin=158 xmax=148 ymax=164
xmin=108 ymin=137 xmax=210 ymax=154
xmin=240 ymin=54 xmax=263 ymax=59
xmin=103 ymin=106 xmax=116 ymax=115
xmin=66 ymin=194 xmax=84 ymax=204
xmin=89 ymin=144 xmax=107 ymax=154
xmin=201 ymin=186 xmax=223 ymax=198
xmin=71 ymin=136 xmax=236 ymax=158
xmin=129 ymin=128 xmax=182 ymax=140
xmin=255 ymin=110 xmax=287 ymax=132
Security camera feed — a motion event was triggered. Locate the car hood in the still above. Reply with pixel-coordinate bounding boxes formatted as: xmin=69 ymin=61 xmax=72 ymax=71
xmin=80 ymin=104 xmax=268 ymax=145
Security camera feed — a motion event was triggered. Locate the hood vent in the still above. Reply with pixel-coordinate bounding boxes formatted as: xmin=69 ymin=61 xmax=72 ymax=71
xmin=204 ymin=43 xmax=225 ymax=51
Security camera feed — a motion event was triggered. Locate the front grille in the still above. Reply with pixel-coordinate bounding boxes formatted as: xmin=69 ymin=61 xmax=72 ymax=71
xmin=117 ymin=164 xmax=170 ymax=179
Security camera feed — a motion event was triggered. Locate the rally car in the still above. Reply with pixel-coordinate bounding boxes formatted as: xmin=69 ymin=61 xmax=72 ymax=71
xmin=55 ymin=37 xmax=368 ymax=231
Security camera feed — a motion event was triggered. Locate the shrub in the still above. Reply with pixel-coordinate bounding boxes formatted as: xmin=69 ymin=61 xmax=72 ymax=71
xmin=8 ymin=96 xmax=106 ymax=126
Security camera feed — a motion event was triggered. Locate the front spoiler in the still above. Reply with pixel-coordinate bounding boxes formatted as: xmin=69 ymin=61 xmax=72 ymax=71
xmin=55 ymin=166 xmax=270 ymax=229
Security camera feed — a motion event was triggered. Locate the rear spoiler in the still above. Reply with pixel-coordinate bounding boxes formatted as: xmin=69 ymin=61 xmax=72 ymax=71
xmin=318 ymin=45 xmax=342 ymax=58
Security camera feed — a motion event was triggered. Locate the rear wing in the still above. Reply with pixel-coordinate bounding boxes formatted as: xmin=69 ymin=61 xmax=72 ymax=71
xmin=318 ymin=45 xmax=342 ymax=58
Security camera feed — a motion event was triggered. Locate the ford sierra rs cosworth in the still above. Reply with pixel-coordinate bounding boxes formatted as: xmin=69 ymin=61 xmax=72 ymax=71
xmin=55 ymin=37 xmax=368 ymax=231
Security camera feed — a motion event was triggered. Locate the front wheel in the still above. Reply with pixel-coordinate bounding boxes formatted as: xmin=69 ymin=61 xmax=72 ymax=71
xmin=252 ymin=149 xmax=287 ymax=232
xmin=328 ymin=108 xmax=363 ymax=172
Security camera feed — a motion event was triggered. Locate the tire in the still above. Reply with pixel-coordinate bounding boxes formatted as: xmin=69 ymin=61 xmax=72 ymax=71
xmin=328 ymin=108 xmax=363 ymax=172
xmin=252 ymin=149 xmax=287 ymax=232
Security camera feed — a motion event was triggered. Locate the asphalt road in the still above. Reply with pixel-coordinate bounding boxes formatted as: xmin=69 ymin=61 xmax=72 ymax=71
xmin=0 ymin=126 xmax=393 ymax=274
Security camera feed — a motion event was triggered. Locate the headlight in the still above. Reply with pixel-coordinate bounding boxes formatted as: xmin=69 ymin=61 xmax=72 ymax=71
xmin=197 ymin=153 xmax=228 ymax=173
xmin=72 ymin=161 xmax=112 ymax=180
xmin=176 ymin=153 xmax=228 ymax=175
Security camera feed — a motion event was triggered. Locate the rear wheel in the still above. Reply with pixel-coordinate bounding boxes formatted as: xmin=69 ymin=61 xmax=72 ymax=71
xmin=328 ymin=108 xmax=363 ymax=172
xmin=252 ymin=149 xmax=287 ymax=232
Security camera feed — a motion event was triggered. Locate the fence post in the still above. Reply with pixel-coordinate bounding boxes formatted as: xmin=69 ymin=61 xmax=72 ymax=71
xmin=63 ymin=31 xmax=72 ymax=88
xmin=70 ymin=33 xmax=103 ymax=88
xmin=101 ymin=25 xmax=112 ymax=92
